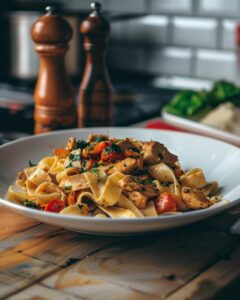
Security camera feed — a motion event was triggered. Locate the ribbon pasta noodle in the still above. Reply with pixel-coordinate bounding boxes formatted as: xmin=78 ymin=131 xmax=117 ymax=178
xmin=6 ymin=134 xmax=222 ymax=217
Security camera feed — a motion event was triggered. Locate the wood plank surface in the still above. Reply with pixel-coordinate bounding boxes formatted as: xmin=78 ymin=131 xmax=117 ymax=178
xmin=0 ymin=205 xmax=239 ymax=300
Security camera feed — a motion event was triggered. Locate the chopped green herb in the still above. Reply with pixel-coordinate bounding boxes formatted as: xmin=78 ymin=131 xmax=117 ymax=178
xmin=129 ymin=147 xmax=140 ymax=153
xmin=137 ymin=178 xmax=153 ymax=185
xmin=28 ymin=160 xmax=36 ymax=167
xmin=89 ymin=168 xmax=99 ymax=177
xmin=160 ymin=182 xmax=171 ymax=187
xmin=66 ymin=162 xmax=73 ymax=168
xmin=69 ymin=153 xmax=81 ymax=161
xmin=78 ymin=204 xmax=84 ymax=210
xmin=24 ymin=200 xmax=38 ymax=209
xmin=95 ymin=136 xmax=107 ymax=143
xmin=103 ymin=143 xmax=122 ymax=154
xmin=75 ymin=139 xmax=89 ymax=150
xmin=129 ymin=155 xmax=139 ymax=158
xmin=79 ymin=167 xmax=86 ymax=173
xmin=92 ymin=162 xmax=99 ymax=168
xmin=64 ymin=185 xmax=72 ymax=191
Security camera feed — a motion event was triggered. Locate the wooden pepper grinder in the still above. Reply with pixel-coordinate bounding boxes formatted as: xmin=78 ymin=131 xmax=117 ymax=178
xmin=78 ymin=2 xmax=113 ymax=127
xmin=31 ymin=6 xmax=76 ymax=134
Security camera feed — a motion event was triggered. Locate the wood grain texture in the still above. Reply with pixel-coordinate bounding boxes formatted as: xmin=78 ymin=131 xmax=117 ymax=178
xmin=0 ymin=206 xmax=38 ymax=240
xmin=167 ymin=247 xmax=240 ymax=300
xmin=0 ymin=205 xmax=240 ymax=300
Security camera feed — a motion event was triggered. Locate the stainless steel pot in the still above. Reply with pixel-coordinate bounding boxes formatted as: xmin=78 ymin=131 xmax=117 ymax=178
xmin=8 ymin=11 xmax=82 ymax=80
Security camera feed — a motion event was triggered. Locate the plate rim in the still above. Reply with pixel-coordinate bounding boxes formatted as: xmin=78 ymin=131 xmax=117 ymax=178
xmin=0 ymin=127 xmax=239 ymax=152
xmin=0 ymin=127 xmax=240 ymax=225
xmin=162 ymin=109 xmax=240 ymax=145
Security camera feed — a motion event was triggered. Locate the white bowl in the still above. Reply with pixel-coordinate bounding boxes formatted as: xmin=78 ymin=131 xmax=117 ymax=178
xmin=0 ymin=128 xmax=239 ymax=236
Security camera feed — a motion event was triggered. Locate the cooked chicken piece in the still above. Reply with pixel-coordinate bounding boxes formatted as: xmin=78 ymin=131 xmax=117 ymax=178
xmin=141 ymin=141 xmax=178 ymax=165
xmin=118 ymin=175 xmax=159 ymax=209
xmin=125 ymin=191 xmax=147 ymax=209
xmin=182 ymin=187 xmax=210 ymax=209
xmin=87 ymin=134 xmax=109 ymax=143
xmin=66 ymin=137 xmax=76 ymax=151
xmin=117 ymin=139 xmax=137 ymax=152
xmin=119 ymin=175 xmax=158 ymax=198
xmin=109 ymin=157 xmax=144 ymax=175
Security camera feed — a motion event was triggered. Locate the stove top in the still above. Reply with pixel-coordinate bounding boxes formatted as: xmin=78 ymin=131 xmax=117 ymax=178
xmin=0 ymin=77 xmax=178 ymax=142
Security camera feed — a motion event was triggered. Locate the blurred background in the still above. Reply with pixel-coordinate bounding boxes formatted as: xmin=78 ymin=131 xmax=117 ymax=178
xmin=1 ymin=0 xmax=240 ymax=139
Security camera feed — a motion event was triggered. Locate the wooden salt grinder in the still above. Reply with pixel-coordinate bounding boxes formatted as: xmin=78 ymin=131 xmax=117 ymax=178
xmin=31 ymin=6 xmax=76 ymax=134
xmin=78 ymin=2 xmax=113 ymax=127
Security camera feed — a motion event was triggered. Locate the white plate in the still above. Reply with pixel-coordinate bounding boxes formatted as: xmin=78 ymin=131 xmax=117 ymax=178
xmin=0 ymin=128 xmax=240 ymax=236
xmin=162 ymin=110 xmax=240 ymax=147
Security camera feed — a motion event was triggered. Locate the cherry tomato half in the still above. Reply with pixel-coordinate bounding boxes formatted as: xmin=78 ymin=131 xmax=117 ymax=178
xmin=45 ymin=198 xmax=65 ymax=213
xmin=154 ymin=193 xmax=177 ymax=214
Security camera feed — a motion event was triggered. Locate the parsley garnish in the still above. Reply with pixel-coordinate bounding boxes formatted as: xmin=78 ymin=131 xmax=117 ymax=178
xmin=95 ymin=136 xmax=107 ymax=143
xmin=129 ymin=147 xmax=140 ymax=153
xmin=89 ymin=168 xmax=99 ymax=177
xmin=24 ymin=200 xmax=38 ymax=209
xmin=137 ymin=178 xmax=153 ymax=185
xmin=28 ymin=160 xmax=36 ymax=167
xmin=66 ymin=162 xmax=73 ymax=168
xmin=92 ymin=162 xmax=99 ymax=168
xmin=69 ymin=153 xmax=81 ymax=161
xmin=64 ymin=185 xmax=72 ymax=191
xmin=75 ymin=139 xmax=89 ymax=150
xmin=160 ymin=182 xmax=171 ymax=187
xmin=104 ymin=143 xmax=122 ymax=154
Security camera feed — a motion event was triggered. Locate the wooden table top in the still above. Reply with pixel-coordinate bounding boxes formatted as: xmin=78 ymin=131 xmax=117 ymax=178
xmin=1 ymin=205 xmax=240 ymax=300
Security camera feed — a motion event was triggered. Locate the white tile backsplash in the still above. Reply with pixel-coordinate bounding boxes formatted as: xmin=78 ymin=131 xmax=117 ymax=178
xmin=144 ymin=47 xmax=192 ymax=76
xmin=125 ymin=15 xmax=169 ymax=44
xmin=106 ymin=0 xmax=240 ymax=82
xmin=149 ymin=0 xmax=192 ymax=14
xmin=108 ymin=46 xmax=144 ymax=72
xmin=198 ymin=0 xmax=240 ymax=17
xmin=195 ymin=50 xmax=237 ymax=80
xmin=221 ymin=20 xmax=238 ymax=50
xmin=172 ymin=17 xmax=218 ymax=48
xmin=107 ymin=0 xmax=145 ymax=13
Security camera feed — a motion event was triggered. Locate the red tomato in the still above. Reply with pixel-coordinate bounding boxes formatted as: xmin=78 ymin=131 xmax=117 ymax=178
xmin=86 ymin=158 xmax=95 ymax=170
xmin=93 ymin=141 xmax=111 ymax=155
xmin=154 ymin=193 xmax=177 ymax=214
xmin=45 ymin=198 xmax=65 ymax=213
xmin=101 ymin=151 xmax=123 ymax=162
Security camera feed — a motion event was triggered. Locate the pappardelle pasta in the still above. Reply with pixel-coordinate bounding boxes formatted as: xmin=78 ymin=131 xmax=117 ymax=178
xmin=7 ymin=134 xmax=222 ymax=218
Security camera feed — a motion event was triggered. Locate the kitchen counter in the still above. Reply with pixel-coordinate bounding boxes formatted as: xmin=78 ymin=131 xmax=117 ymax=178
xmin=1 ymin=205 xmax=240 ymax=299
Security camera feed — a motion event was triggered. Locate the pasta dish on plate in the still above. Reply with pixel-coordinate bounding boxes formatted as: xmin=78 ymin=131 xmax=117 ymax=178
xmin=7 ymin=134 xmax=222 ymax=218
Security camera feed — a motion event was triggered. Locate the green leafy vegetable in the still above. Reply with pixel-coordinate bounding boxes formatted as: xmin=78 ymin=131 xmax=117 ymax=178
xmin=164 ymin=80 xmax=240 ymax=118
xmin=24 ymin=200 xmax=39 ymax=209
